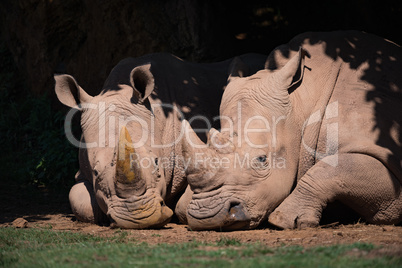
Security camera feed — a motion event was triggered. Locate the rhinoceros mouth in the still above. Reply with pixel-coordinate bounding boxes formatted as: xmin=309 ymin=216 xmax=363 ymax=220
xmin=107 ymin=189 xmax=173 ymax=229
xmin=187 ymin=189 xmax=251 ymax=230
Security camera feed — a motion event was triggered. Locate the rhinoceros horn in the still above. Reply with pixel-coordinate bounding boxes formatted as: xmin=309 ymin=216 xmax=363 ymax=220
xmin=182 ymin=121 xmax=229 ymax=192
xmin=181 ymin=120 xmax=217 ymax=174
xmin=116 ymin=126 xmax=138 ymax=183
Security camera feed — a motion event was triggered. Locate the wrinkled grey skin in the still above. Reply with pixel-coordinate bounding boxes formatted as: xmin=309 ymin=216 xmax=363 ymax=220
xmin=178 ymin=31 xmax=402 ymax=230
xmin=55 ymin=53 xmax=267 ymax=228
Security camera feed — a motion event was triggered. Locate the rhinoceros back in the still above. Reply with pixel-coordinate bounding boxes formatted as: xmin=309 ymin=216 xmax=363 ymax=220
xmin=272 ymin=31 xmax=402 ymax=182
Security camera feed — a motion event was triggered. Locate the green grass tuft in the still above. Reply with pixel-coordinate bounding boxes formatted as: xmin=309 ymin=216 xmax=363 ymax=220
xmin=216 ymin=237 xmax=242 ymax=246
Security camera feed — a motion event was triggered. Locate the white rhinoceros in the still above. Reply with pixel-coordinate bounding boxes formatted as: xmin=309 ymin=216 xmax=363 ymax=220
xmin=55 ymin=52 xmax=267 ymax=228
xmin=178 ymin=31 xmax=402 ymax=230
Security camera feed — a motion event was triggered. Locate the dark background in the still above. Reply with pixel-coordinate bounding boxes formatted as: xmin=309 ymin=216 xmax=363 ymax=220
xmin=1 ymin=0 xmax=401 ymax=96
xmin=0 ymin=0 xmax=401 ymax=212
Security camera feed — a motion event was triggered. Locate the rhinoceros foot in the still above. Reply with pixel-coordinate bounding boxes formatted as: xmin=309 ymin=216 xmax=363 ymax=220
xmin=268 ymin=201 xmax=321 ymax=230
xmin=69 ymin=180 xmax=108 ymax=225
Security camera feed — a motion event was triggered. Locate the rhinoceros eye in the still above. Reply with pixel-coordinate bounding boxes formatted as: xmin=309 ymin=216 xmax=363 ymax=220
xmin=257 ymin=155 xmax=267 ymax=163
xmin=251 ymin=154 xmax=270 ymax=177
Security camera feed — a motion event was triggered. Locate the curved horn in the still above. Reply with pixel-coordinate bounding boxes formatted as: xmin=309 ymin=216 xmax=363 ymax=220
xmin=182 ymin=122 xmax=228 ymax=193
xmin=181 ymin=120 xmax=216 ymax=173
xmin=116 ymin=126 xmax=137 ymax=183
xmin=181 ymin=120 xmax=209 ymax=153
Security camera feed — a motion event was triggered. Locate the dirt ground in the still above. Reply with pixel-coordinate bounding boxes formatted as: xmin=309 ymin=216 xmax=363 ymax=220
xmin=1 ymin=198 xmax=402 ymax=251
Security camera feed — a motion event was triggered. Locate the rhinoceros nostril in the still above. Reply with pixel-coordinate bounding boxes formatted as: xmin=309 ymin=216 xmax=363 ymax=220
xmin=227 ymin=202 xmax=250 ymax=222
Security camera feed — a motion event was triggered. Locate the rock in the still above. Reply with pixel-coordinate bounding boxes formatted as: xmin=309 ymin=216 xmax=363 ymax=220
xmin=12 ymin=218 xmax=28 ymax=228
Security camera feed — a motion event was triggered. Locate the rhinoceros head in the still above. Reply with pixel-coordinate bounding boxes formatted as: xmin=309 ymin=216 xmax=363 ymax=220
xmin=55 ymin=64 xmax=173 ymax=228
xmin=182 ymin=49 xmax=305 ymax=230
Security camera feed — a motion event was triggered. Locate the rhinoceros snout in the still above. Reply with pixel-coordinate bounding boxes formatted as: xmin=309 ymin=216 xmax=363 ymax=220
xmin=107 ymin=197 xmax=173 ymax=229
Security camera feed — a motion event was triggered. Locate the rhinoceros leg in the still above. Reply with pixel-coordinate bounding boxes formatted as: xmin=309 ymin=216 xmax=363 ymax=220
xmin=268 ymin=153 xmax=402 ymax=229
xmin=175 ymin=185 xmax=193 ymax=224
xmin=69 ymin=180 xmax=108 ymax=225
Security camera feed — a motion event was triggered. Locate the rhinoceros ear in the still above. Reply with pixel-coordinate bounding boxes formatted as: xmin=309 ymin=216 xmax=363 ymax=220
xmin=54 ymin=74 xmax=93 ymax=109
xmin=227 ymin=57 xmax=249 ymax=84
xmin=274 ymin=47 xmax=306 ymax=91
xmin=130 ymin=63 xmax=155 ymax=103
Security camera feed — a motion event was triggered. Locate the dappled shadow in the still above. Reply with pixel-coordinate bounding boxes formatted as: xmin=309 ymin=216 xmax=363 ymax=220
xmin=311 ymin=32 xmax=401 ymax=161
xmin=267 ymin=30 xmax=402 ymax=199
xmin=98 ymin=53 xmax=267 ymax=142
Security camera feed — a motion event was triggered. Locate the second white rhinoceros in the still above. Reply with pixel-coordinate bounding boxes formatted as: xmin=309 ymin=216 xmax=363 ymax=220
xmin=178 ymin=31 xmax=402 ymax=230
xmin=55 ymin=52 xmax=267 ymax=228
